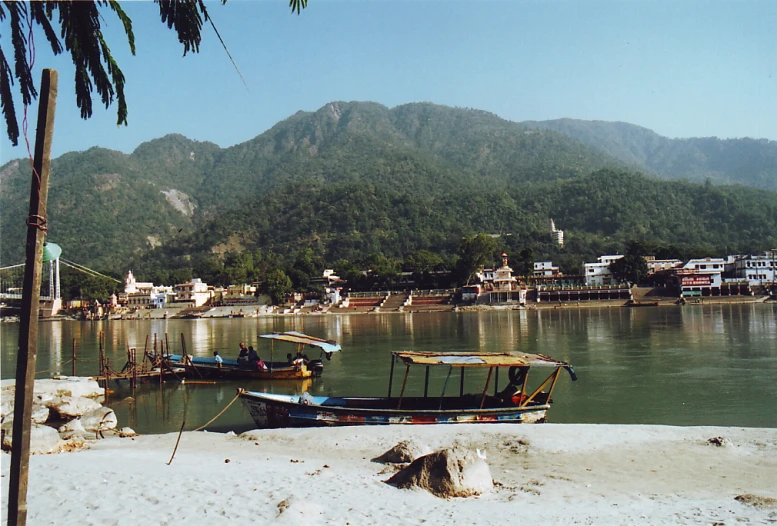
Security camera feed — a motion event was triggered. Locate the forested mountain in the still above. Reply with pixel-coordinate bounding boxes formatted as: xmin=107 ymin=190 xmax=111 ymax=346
xmin=520 ymin=119 xmax=777 ymax=191
xmin=1 ymin=101 xmax=775 ymax=285
xmin=134 ymin=168 xmax=777 ymax=284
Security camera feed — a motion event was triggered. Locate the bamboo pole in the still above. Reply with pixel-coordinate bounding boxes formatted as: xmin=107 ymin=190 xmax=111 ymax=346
xmin=8 ymin=68 xmax=58 ymax=526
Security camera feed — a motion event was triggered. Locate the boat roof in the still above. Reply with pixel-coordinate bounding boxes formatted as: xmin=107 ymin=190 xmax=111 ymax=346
xmin=392 ymin=351 xmax=568 ymax=368
xmin=259 ymin=331 xmax=341 ymax=353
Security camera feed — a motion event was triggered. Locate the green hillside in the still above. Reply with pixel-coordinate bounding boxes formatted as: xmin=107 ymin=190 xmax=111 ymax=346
xmin=0 ymin=102 xmax=619 ymax=270
xmin=1 ymin=102 xmax=775 ymax=286
xmin=131 ymin=168 xmax=777 ymax=283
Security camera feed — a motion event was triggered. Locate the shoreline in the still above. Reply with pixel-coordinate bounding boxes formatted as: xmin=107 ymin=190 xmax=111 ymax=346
xmin=2 ymin=294 xmax=771 ymax=322
xmin=2 ymin=423 xmax=775 ymax=524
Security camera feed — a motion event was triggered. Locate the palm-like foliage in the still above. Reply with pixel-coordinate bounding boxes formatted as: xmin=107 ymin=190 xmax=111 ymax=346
xmin=0 ymin=0 xmax=308 ymax=146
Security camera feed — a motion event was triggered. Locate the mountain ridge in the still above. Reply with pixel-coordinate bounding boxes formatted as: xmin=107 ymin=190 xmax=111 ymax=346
xmin=1 ymin=101 xmax=775 ymax=277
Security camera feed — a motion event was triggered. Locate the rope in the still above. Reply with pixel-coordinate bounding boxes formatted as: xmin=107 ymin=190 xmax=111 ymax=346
xmin=35 ymin=359 xmax=74 ymax=375
xmin=21 ymin=4 xmax=45 ymax=226
xmin=59 ymin=259 xmax=122 ymax=283
xmin=193 ymin=392 xmax=242 ymax=432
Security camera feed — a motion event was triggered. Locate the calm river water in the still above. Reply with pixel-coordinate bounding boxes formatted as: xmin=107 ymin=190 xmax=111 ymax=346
xmin=1 ymin=304 xmax=775 ymax=433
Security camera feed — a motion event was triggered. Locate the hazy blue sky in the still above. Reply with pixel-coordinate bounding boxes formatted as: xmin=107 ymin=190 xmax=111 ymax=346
xmin=3 ymin=0 xmax=775 ymax=160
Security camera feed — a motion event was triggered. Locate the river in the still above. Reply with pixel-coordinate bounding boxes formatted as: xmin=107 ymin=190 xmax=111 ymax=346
xmin=1 ymin=304 xmax=775 ymax=433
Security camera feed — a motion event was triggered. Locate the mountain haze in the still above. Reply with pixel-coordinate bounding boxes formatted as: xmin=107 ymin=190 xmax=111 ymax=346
xmin=520 ymin=119 xmax=777 ymax=190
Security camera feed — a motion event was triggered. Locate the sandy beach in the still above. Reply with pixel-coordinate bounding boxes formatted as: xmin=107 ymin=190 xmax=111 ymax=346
xmin=2 ymin=424 xmax=775 ymax=525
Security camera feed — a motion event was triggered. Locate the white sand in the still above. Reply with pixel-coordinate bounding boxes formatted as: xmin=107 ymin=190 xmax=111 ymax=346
xmin=2 ymin=424 xmax=776 ymax=525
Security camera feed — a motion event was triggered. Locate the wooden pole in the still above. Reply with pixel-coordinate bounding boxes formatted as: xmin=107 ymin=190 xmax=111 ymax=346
xmin=480 ymin=367 xmax=494 ymax=409
xmin=132 ymin=349 xmax=137 ymax=390
xmin=142 ymin=335 xmax=149 ymax=365
xmin=396 ymin=365 xmax=411 ymax=410
xmin=98 ymin=332 xmax=104 ymax=379
xmin=182 ymin=333 xmax=202 ymax=379
xmin=72 ymin=338 xmax=76 ymax=377
xmin=387 ymin=353 xmax=396 ymax=398
xmin=438 ymin=366 xmax=453 ymax=411
xmin=105 ymin=358 xmax=111 ymax=394
xmin=8 ymin=68 xmax=58 ymax=526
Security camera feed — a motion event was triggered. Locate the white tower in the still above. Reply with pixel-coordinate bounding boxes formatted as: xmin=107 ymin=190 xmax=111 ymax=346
xmin=550 ymin=219 xmax=564 ymax=246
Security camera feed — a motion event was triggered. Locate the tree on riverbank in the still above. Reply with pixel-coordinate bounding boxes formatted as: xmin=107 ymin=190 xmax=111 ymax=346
xmin=609 ymin=241 xmax=649 ymax=285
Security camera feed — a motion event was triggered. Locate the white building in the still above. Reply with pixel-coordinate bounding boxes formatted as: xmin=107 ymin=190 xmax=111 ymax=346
xmin=734 ymin=250 xmax=776 ymax=285
xmin=471 ymin=252 xmax=523 ymax=304
xmin=476 ymin=253 xmax=518 ymax=291
xmin=533 ymin=261 xmax=560 ymax=277
xmin=550 ymin=219 xmax=564 ymax=246
xmin=583 ymin=255 xmax=624 ymax=286
xmin=123 ymin=271 xmax=171 ymax=309
xmin=673 ymin=258 xmax=725 ymax=296
xmin=681 ymin=257 xmax=726 ymax=275
xmin=644 ymin=257 xmax=682 ymax=275
xmin=174 ymin=278 xmax=211 ymax=307
xmin=125 ymin=270 xmax=153 ymax=295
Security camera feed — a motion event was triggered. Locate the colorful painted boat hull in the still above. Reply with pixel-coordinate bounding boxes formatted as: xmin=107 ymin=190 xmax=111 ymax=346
xmin=239 ymin=392 xmax=549 ymax=428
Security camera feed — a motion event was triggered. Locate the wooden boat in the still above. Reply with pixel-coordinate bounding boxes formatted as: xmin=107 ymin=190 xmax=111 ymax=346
xmin=239 ymin=350 xmax=577 ymax=428
xmin=169 ymin=331 xmax=341 ymax=381
xmin=625 ymin=300 xmax=660 ymax=307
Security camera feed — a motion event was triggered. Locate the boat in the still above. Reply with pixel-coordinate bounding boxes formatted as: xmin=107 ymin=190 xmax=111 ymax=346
xmin=625 ymin=300 xmax=660 ymax=307
xmin=168 ymin=331 xmax=341 ymax=381
xmin=239 ymin=350 xmax=577 ymax=428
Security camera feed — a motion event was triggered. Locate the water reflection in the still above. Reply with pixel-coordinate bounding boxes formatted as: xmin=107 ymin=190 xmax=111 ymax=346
xmin=1 ymin=304 xmax=775 ymax=432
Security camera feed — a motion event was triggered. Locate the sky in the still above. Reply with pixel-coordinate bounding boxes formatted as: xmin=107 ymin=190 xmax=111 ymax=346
xmin=2 ymin=0 xmax=776 ymax=161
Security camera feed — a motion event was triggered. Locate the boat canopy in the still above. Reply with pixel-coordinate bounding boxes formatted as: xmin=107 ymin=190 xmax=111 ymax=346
xmin=259 ymin=331 xmax=342 ymax=353
xmin=392 ymin=351 xmax=569 ymax=368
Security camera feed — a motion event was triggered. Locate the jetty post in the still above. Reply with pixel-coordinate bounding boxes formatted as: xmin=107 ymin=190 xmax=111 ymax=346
xmin=8 ymin=68 xmax=58 ymax=526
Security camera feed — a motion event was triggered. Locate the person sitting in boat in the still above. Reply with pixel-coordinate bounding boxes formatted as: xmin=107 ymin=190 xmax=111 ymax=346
xmin=213 ymin=351 xmax=223 ymax=369
xmin=292 ymin=354 xmax=305 ymax=369
xmin=497 ymin=367 xmax=530 ymax=406
xmin=238 ymin=342 xmax=249 ymax=359
xmin=237 ymin=343 xmax=250 ymax=368
xmin=247 ymin=346 xmax=267 ymax=370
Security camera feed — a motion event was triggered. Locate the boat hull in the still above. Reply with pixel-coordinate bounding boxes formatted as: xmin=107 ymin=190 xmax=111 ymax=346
xmin=240 ymin=392 xmax=549 ymax=428
xmin=167 ymin=356 xmax=313 ymax=380
xmin=191 ymin=364 xmax=312 ymax=380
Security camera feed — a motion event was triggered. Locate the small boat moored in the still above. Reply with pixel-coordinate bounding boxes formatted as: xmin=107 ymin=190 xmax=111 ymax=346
xmin=239 ymin=350 xmax=577 ymax=428
xmin=169 ymin=331 xmax=341 ymax=381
